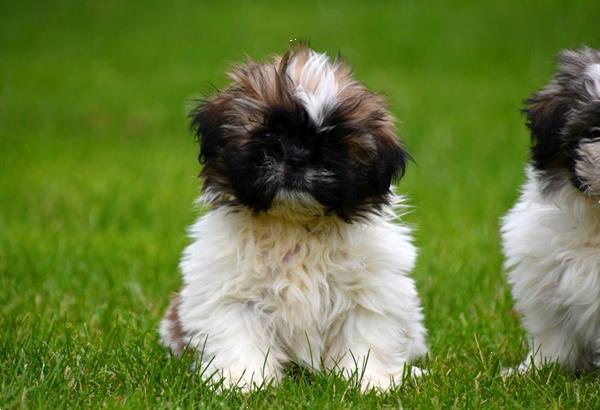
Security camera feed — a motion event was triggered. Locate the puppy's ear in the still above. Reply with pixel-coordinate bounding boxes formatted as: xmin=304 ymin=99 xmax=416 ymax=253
xmin=190 ymin=96 xmax=229 ymax=164
xmin=369 ymin=127 xmax=410 ymax=194
xmin=524 ymin=87 xmax=569 ymax=170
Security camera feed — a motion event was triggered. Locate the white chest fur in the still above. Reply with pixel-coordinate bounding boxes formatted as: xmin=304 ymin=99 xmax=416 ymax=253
xmin=161 ymin=201 xmax=427 ymax=389
xmin=502 ymin=167 xmax=600 ymax=368
xmin=176 ymin=204 xmax=420 ymax=363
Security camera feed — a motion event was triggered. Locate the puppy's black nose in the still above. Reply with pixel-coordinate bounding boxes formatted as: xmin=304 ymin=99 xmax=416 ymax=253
xmin=287 ymin=155 xmax=305 ymax=169
xmin=285 ymin=146 xmax=308 ymax=169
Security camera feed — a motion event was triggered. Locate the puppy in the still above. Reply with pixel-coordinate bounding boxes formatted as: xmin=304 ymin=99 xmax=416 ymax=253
xmin=159 ymin=46 xmax=427 ymax=390
xmin=502 ymin=47 xmax=600 ymax=373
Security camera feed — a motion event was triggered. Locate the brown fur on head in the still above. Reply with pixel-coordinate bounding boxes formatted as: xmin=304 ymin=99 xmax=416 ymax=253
xmin=190 ymin=45 xmax=409 ymax=221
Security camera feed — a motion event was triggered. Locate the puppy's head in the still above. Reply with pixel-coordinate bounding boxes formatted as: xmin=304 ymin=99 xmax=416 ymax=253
xmin=191 ymin=46 xmax=408 ymax=221
xmin=525 ymin=47 xmax=600 ymax=195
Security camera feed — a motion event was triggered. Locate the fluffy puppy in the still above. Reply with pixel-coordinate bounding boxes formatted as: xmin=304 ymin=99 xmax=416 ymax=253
xmin=502 ymin=47 xmax=600 ymax=373
xmin=159 ymin=46 xmax=427 ymax=390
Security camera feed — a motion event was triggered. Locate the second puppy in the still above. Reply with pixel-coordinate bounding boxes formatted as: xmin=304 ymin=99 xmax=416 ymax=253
xmin=502 ymin=47 xmax=600 ymax=373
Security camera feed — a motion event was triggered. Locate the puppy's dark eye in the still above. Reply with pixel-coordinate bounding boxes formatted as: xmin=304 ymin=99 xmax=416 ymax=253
xmin=258 ymin=130 xmax=275 ymax=139
xmin=588 ymin=127 xmax=600 ymax=140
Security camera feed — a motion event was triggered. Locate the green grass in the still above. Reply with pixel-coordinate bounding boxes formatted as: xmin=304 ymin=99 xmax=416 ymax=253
xmin=1 ymin=0 xmax=600 ymax=407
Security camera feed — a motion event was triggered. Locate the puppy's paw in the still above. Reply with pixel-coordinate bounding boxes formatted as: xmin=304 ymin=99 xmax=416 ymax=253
xmin=359 ymin=375 xmax=394 ymax=392
xmin=501 ymin=361 xmax=533 ymax=378
xmin=192 ymin=362 xmax=276 ymax=392
xmin=219 ymin=372 xmax=272 ymax=392
xmin=408 ymin=366 xmax=428 ymax=378
xmin=360 ymin=366 xmax=426 ymax=391
xmin=218 ymin=371 xmax=276 ymax=392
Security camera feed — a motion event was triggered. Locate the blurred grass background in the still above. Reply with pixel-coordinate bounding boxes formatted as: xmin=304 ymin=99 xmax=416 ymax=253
xmin=1 ymin=0 xmax=600 ymax=407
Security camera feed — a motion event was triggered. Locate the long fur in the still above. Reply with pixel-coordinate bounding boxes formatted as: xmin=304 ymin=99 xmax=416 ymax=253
xmin=160 ymin=46 xmax=427 ymax=390
xmin=502 ymin=167 xmax=600 ymax=371
xmin=502 ymin=47 xmax=600 ymax=373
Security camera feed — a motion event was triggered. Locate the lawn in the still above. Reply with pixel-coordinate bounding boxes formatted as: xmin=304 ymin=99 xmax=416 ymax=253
xmin=1 ymin=0 xmax=600 ymax=408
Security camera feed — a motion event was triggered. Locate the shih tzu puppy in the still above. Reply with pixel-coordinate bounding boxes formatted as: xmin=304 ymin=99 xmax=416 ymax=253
xmin=502 ymin=47 xmax=600 ymax=373
xmin=159 ymin=45 xmax=427 ymax=390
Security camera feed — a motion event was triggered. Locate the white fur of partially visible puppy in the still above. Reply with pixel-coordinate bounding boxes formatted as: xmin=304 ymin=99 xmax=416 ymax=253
xmin=501 ymin=47 xmax=600 ymax=374
xmin=502 ymin=168 xmax=600 ymax=373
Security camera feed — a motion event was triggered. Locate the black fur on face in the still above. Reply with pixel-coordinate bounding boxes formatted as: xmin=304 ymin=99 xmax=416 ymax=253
xmin=190 ymin=46 xmax=409 ymax=222
xmin=524 ymin=47 xmax=600 ymax=194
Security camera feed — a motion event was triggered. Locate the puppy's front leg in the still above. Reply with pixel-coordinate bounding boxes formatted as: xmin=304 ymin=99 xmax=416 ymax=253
xmin=502 ymin=302 xmax=586 ymax=376
xmin=161 ymin=296 xmax=284 ymax=391
xmin=510 ymin=329 xmax=583 ymax=375
xmin=331 ymin=306 xmax=427 ymax=391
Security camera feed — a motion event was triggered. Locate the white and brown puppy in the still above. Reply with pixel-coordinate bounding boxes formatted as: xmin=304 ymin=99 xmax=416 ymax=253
xmin=159 ymin=46 xmax=427 ymax=390
xmin=502 ymin=47 xmax=600 ymax=374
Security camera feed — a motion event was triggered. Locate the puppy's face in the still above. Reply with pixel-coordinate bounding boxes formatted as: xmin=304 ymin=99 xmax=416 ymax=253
xmin=525 ymin=47 xmax=600 ymax=195
xmin=192 ymin=47 xmax=408 ymax=221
